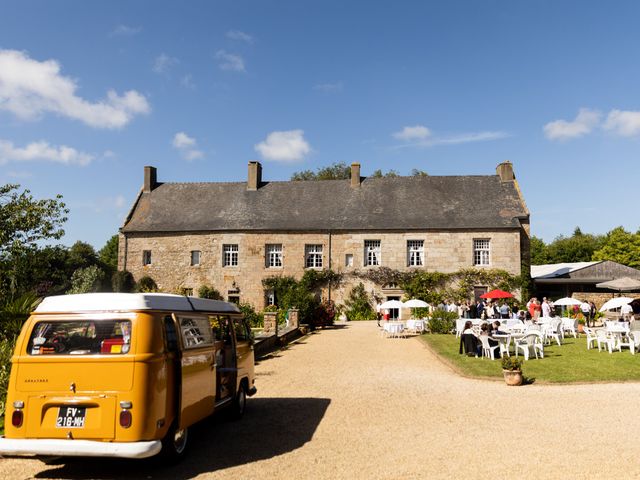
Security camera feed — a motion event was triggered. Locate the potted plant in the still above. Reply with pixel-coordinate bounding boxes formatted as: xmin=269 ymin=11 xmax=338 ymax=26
xmin=501 ymin=356 xmax=523 ymax=386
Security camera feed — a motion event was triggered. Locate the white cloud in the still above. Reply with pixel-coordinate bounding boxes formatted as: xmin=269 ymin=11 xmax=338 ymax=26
xmin=226 ymin=30 xmax=253 ymax=43
xmin=313 ymin=82 xmax=343 ymax=93
xmin=0 ymin=49 xmax=150 ymax=129
xmin=603 ymin=109 xmax=640 ymax=137
xmin=390 ymin=130 xmax=510 ymax=149
xmin=393 ymin=125 xmax=431 ymax=141
xmin=172 ymin=132 xmax=203 ymax=160
xmin=543 ymin=108 xmax=601 ymax=141
xmin=114 ymin=195 xmax=126 ymax=208
xmin=184 ymin=149 xmax=204 ymax=160
xmin=215 ymin=50 xmax=245 ymax=72
xmin=109 ymin=24 xmax=142 ymax=37
xmin=6 ymin=171 xmax=32 ymax=179
xmin=153 ymin=53 xmax=178 ymax=74
xmin=427 ymin=131 xmax=509 ymax=145
xmin=254 ymin=130 xmax=311 ymax=163
xmin=0 ymin=139 xmax=94 ymax=166
xmin=180 ymin=74 xmax=195 ymax=89
xmin=173 ymin=132 xmax=196 ymax=149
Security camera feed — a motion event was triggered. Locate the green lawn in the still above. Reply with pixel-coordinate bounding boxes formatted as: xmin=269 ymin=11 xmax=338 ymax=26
xmin=421 ymin=334 xmax=640 ymax=383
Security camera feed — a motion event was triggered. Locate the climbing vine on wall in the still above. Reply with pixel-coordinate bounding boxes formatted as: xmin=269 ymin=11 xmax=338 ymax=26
xmin=351 ymin=267 xmax=522 ymax=303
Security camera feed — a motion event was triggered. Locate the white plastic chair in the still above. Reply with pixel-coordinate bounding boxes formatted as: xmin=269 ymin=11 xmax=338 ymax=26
xmin=479 ymin=335 xmax=499 ymax=360
xmin=496 ymin=335 xmax=510 ymax=358
xmin=617 ymin=332 xmax=635 ymax=354
xmin=455 ymin=319 xmax=466 ymax=338
xmin=514 ymin=332 xmax=544 ymax=360
xmin=562 ymin=318 xmax=578 ymax=338
xmin=583 ymin=327 xmax=597 ymax=350
xmin=595 ymin=329 xmax=614 ymax=354
xmin=544 ymin=319 xmax=562 ymax=346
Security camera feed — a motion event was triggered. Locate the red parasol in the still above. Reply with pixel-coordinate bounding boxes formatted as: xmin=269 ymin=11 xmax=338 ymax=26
xmin=480 ymin=289 xmax=514 ymax=299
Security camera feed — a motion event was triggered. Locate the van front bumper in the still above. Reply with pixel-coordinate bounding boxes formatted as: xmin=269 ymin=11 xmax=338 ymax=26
xmin=0 ymin=437 xmax=162 ymax=459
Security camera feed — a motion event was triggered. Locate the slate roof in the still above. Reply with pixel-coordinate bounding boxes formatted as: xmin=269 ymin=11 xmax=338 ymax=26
xmin=122 ymin=175 xmax=529 ymax=233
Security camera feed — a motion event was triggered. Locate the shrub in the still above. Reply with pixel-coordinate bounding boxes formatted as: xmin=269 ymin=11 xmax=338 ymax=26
xmin=136 ymin=276 xmax=158 ymax=293
xmin=198 ymin=285 xmax=223 ymax=300
xmin=111 ymin=270 xmax=135 ymax=293
xmin=428 ymin=310 xmax=457 ymax=334
xmin=344 ymin=283 xmax=374 ymax=320
xmin=0 ymin=337 xmax=14 ymax=421
xmin=67 ymin=265 xmax=106 ymax=294
xmin=238 ymin=302 xmax=263 ymax=328
xmin=314 ymin=300 xmax=337 ymax=327
xmin=502 ymin=356 xmax=522 ymax=371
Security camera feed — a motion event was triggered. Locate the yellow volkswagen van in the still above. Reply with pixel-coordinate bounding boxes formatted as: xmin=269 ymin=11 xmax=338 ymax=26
xmin=0 ymin=293 xmax=256 ymax=461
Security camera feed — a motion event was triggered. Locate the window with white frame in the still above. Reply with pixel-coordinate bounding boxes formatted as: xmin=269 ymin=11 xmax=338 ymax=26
xmin=364 ymin=240 xmax=381 ymax=266
xmin=407 ymin=240 xmax=424 ymax=267
xmin=266 ymin=244 xmax=283 ymax=268
xmin=473 ymin=239 xmax=491 ymax=266
xmin=345 ymin=254 xmax=354 ymax=267
xmin=305 ymin=244 xmax=323 ymax=268
xmin=223 ymin=244 xmax=238 ymax=267
xmin=142 ymin=250 xmax=152 ymax=266
xmin=190 ymin=250 xmax=201 ymax=266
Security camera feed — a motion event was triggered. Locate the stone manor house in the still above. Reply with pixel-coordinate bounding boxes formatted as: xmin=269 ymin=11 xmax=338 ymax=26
xmin=118 ymin=161 xmax=530 ymax=308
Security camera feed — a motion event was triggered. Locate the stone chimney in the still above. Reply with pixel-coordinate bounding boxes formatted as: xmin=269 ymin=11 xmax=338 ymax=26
xmin=496 ymin=161 xmax=515 ymax=182
xmin=143 ymin=166 xmax=157 ymax=193
xmin=350 ymin=162 xmax=361 ymax=188
xmin=247 ymin=161 xmax=262 ymax=191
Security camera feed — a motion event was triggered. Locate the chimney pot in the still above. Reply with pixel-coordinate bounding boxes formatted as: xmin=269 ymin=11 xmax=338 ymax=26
xmin=496 ymin=161 xmax=515 ymax=182
xmin=350 ymin=163 xmax=361 ymax=188
xmin=144 ymin=166 xmax=157 ymax=193
xmin=248 ymin=161 xmax=262 ymax=190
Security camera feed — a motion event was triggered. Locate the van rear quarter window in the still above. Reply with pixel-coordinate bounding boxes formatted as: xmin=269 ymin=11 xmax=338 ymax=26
xmin=27 ymin=320 xmax=132 ymax=355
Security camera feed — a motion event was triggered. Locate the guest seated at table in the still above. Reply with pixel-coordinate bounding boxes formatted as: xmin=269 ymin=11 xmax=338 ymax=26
xmin=459 ymin=321 xmax=478 ymax=356
xmin=477 ymin=323 xmax=500 ymax=358
xmin=491 ymin=320 xmax=507 ymax=335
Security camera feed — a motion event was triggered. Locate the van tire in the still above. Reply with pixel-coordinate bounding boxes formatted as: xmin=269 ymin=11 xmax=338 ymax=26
xmin=231 ymin=384 xmax=247 ymax=420
xmin=160 ymin=423 xmax=189 ymax=463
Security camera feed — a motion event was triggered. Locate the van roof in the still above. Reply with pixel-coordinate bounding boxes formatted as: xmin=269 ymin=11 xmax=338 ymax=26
xmin=34 ymin=293 xmax=241 ymax=314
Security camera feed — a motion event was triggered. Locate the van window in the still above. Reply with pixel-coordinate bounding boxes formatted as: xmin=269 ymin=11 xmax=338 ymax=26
xmin=209 ymin=315 xmax=233 ymax=344
xmin=178 ymin=316 xmax=214 ymax=348
xmin=233 ymin=318 xmax=250 ymax=342
xmin=164 ymin=315 xmax=179 ymax=352
xmin=27 ymin=320 xmax=132 ymax=355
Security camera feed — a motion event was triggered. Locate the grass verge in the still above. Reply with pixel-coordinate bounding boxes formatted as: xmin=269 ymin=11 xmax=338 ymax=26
xmin=421 ymin=333 xmax=640 ymax=383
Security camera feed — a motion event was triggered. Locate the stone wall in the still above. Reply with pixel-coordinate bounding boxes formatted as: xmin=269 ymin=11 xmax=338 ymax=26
xmin=119 ymin=229 xmax=523 ymax=309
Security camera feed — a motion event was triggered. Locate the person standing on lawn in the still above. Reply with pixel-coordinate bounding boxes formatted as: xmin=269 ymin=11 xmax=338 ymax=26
xmin=580 ymin=301 xmax=591 ymax=327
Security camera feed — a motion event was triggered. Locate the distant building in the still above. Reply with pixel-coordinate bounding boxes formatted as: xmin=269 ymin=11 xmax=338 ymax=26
xmin=532 ymin=261 xmax=640 ymax=302
xmin=119 ymin=161 xmax=530 ymax=308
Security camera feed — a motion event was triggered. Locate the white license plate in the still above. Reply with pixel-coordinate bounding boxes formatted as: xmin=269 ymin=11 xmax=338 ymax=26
xmin=56 ymin=406 xmax=86 ymax=428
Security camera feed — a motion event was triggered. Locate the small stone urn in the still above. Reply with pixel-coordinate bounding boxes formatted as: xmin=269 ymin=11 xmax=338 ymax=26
xmin=501 ymin=356 xmax=523 ymax=386
xmin=502 ymin=369 xmax=523 ymax=386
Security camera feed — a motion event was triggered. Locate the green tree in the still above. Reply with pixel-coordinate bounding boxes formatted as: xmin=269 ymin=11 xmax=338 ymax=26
xmin=67 ymin=241 xmax=99 ymax=272
xmin=291 ymin=162 xmax=351 ymax=181
xmin=99 ymin=235 xmax=119 ymax=271
xmin=410 ymin=169 xmax=429 ymax=176
xmin=344 ymin=283 xmax=374 ymax=320
xmin=545 ymin=229 xmax=604 ymax=263
xmin=67 ymin=265 xmax=106 ymax=294
xmin=592 ymin=227 xmax=640 ymax=268
xmin=370 ymin=169 xmax=399 ymax=178
xmin=0 ymin=184 xmax=68 ymax=298
xmin=530 ymin=236 xmax=549 ymax=265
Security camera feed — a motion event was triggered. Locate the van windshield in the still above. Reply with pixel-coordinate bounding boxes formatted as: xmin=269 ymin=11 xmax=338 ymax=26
xmin=27 ymin=320 xmax=132 ymax=355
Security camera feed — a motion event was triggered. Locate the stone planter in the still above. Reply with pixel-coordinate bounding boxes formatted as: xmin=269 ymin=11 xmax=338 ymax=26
xmin=502 ymin=369 xmax=523 ymax=386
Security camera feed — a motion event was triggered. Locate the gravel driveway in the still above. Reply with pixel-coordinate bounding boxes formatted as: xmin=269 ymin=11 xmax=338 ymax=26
xmin=2 ymin=320 xmax=640 ymax=479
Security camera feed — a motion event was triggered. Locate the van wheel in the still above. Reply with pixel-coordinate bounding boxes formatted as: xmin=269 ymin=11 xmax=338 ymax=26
xmin=231 ymin=385 xmax=247 ymax=420
xmin=161 ymin=423 xmax=189 ymax=463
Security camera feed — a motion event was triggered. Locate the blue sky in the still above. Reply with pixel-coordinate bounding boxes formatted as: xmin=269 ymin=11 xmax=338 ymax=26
xmin=1 ymin=0 xmax=639 ymax=249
